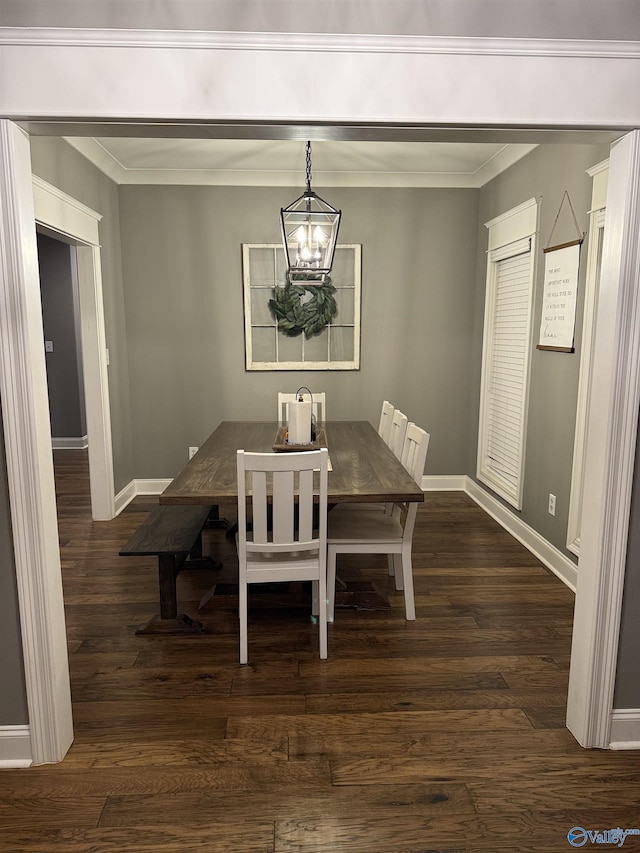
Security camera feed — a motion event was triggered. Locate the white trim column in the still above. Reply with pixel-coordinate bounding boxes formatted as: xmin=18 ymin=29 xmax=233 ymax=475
xmin=76 ymin=245 xmax=115 ymax=520
xmin=567 ymin=131 xmax=640 ymax=748
xmin=566 ymin=162 xmax=608 ymax=557
xmin=0 ymin=120 xmax=73 ymax=763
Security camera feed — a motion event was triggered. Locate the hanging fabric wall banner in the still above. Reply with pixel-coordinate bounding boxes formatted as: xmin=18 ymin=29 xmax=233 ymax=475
xmin=537 ymin=242 xmax=581 ymax=351
xmin=537 ymin=190 xmax=584 ymax=352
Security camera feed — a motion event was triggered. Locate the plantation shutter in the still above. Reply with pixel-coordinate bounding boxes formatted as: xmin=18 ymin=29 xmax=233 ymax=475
xmin=478 ymin=235 xmax=535 ymax=509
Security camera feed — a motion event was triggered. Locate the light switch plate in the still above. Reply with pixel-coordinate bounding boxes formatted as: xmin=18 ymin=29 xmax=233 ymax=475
xmin=45 ymin=340 xmax=54 ymax=352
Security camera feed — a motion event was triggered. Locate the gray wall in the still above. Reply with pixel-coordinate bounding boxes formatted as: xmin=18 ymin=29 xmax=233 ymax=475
xmin=0 ymin=395 xmax=29 ymax=724
xmin=471 ymin=143 xmax=610 ymax=555
xmin=29 ymin=137 xmax=134 ymax=493
xmin=37 ymin=233 xmax=86 ymax=440
xmin=118 ymin=184 xmax=479 ymax=479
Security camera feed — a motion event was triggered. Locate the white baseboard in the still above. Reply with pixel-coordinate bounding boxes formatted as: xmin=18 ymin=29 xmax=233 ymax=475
xmin=52 ymin=435 xmax=88 ymax=450
xmin=114 ymin=479 xmax=137 ymax=515
xmin=114 ymin=478 xmax=173 ymax=515
xmin=422 ymin=475 xmax=467 ymax=491
xmin=135 ymin=478 xmax=172 ymax=495
xmin=0 ymin=726 xmax=32 ymax=767
xmin=464 ymin=477 xmax=578 ymax=592
xmin=609 ymin=709 xmax=640 ymax=749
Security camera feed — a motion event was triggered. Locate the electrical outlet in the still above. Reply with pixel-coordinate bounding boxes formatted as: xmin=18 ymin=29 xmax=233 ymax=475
xmin=548 ymin=493 xmax=556 ymax=516
xmin=188 ymin=446 xmax=198 ymax=460
xmin=44 ymin=340 xmax=54 ymax=352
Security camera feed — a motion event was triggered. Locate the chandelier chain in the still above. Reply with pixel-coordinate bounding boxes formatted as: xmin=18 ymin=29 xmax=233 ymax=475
xmin=305 ymin=141 xmax=312 ymax=192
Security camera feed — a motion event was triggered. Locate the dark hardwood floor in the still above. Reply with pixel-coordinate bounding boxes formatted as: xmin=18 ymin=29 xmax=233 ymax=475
xmin=2 ymin=449 xmax=640 ymax=852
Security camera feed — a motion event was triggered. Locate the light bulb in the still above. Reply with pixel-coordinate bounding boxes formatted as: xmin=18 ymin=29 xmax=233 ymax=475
xmin=313 ymin=225 xmax=326 ymax=244
xmin=296 ymin=225 xmax=306 ymax=245
xmin=300 ymin=244 xmax=312 ymax=262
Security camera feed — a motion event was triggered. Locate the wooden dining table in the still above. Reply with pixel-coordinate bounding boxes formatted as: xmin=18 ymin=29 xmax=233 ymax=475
xmin=160 ymin=420 xmax=425 ymax=507
xmin=155 ymin=420 xmax=424 ymax=631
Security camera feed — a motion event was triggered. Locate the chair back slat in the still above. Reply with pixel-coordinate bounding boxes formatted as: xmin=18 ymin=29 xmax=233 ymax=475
xmin=378 ymin=400 xmax=395 ymax=446
xmin=252 ymin=470 xmax=269 ymax=542
xmin=271 ymin=469 xmax=294 ymax=544
xmin=401 ymin=422 xmax=431 ymax=484
xmin=297 ymin=467 xmax=315 ymax=542
xmin=389 ymin=409 xmax=408 ymax=459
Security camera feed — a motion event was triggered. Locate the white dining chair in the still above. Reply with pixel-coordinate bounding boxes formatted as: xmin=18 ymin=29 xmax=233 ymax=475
xmin=327 ymin=423 xmax=429 ymax=622
xmin=278 ymin=392 xmax=326 ymax=425
xmin=235 ymin=447 xmax=329 ymax=664
xmin=378 ymin=400 xmax=395 ymax=446
xmin=388 ymin=408 xmax=408 ymax=459
xmin=348 ymin=402 xmax=404 ymax=517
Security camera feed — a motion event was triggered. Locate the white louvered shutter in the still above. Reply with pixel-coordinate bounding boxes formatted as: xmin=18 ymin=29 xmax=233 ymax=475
xmin=478 ymin=237 xmax=534 ymax=509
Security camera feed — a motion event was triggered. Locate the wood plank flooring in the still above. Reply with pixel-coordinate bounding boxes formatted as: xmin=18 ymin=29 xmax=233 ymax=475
xmin=2 ymin=449 xmax=640 ymax=852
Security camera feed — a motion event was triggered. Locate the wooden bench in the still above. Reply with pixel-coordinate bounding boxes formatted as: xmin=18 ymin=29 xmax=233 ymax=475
xmin=119 ymin=504 xmax=219 ymax=634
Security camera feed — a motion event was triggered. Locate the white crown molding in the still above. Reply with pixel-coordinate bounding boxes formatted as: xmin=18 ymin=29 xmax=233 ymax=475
xmin=474 ymin=144 xmax=538 ymax=186
xmin=587 ymin=157 xmax=611 ymax=178
xmin=2 ymin=28 xmax=640 ymax=59
xmin=63 ymin=137 xmax=127 ymax=184
xmin=63 ymin=136 xmax=539 ymax=188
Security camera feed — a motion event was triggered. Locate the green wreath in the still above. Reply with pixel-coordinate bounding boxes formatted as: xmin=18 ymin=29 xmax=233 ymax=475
xmin=268 ymin=275 xmax=338 ymax=338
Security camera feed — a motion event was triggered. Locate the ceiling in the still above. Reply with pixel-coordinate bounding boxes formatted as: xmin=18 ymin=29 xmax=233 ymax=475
xmin=64 ymin=137 xmax=540 ymax=188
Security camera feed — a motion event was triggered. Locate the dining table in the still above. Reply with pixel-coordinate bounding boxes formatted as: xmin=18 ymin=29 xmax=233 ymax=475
xmin=160 ymin=420 xmax=425 ymax=507
xmin=155 ymin=420 xmax=424 ymax=630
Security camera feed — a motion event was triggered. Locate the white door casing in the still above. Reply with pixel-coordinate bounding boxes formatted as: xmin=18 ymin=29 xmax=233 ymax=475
xmin=567 ymin=131 xmax=640 ymax=748
xmin=0 ymin=121 xmax=73 ymax=765
xmin=33 ymin=176 xmax=115 ymax=522
xmin=566 ymin=161 xmax=608 ymax=557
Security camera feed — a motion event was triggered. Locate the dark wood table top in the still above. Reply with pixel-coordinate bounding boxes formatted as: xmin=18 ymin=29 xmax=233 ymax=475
xmin=160 ymin=420 xmax=424 ymax=506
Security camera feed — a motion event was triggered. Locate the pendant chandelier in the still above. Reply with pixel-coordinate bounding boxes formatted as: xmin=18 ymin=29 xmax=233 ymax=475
xmin=280 ymin=141 xmax=341 ymax=283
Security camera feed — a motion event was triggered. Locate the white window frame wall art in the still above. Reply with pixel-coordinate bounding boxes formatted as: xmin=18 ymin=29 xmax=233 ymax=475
xmin=242 ymin=243 xmax=361 ymax=371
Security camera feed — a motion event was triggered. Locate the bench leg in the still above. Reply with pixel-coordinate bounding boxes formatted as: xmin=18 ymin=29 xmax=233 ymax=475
xmin=135 ymin=553 xmax=204 ymax=635
xmin=158 ymin=553 xmax=178 ymax=619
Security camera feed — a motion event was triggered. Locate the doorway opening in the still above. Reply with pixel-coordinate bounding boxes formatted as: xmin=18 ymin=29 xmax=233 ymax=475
xmin=33 ymin=176 xmax=115 ymax=522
